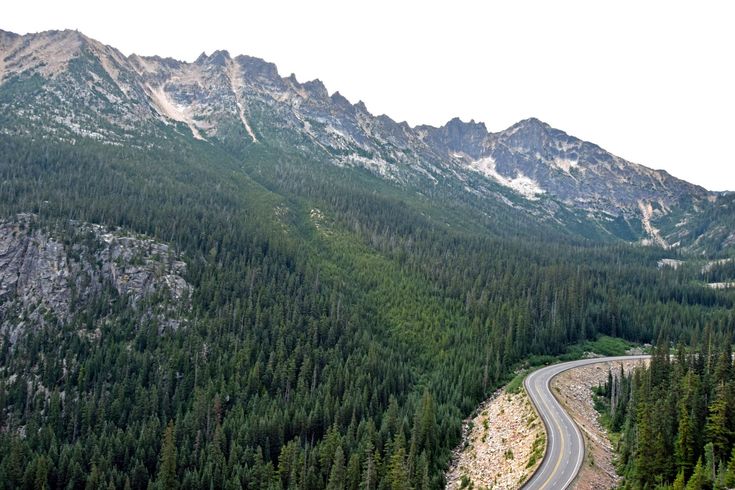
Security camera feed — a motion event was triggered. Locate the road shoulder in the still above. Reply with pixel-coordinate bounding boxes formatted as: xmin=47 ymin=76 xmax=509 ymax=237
xmin=550 ymin=359 xmax=647 ymax=490
xmin=446 ymin=387 xmax=545 ymax=489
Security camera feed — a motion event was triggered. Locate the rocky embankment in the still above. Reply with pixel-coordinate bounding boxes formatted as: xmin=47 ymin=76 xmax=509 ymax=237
xmin=446 ymin=386 xmax=544 ymax=489
xmin=551 ymin=359 xmax=648 ymax=490
xmin=0 ymin=214 xmax=190 ymax=344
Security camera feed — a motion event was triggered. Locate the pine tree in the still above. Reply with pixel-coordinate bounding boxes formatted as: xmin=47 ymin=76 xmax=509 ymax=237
xmin=34 ymin=455 xmax=49 ymax=490
xmin=675 ymin=374 xmax=697 ymax=474
xmin=725 ymin=446 xmax=735 ymax=487
xmin=386 ymin=435 xmax=412 ymax=490
xmin=347 ymin=453 xmax=361 ymax=490
xmin=714 ymin=461 xmax=728 ymax=490
xmin=686 ymin=458 xmax=705 ymax=490
xmin=157 ymin=421 xmax=177 ymax=490
xmin=360 ymin=447 xmax=377 ymax=490
xmin=326 ymin=446 xmax=346 ymax=490
xmin=705 ymin=442 xmax=716 ymax=487
xmin=705 ymin=387 xmax=731 ymax=462
xmin=415 ymin=451 xmax=430 ymax=490
xmin=673 ymin=469 xmax=686 ymax=490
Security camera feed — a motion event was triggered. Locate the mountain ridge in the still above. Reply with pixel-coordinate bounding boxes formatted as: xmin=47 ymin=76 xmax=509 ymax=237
xmin=0 ymin=27 xmax=728 ymax=250
xmin=3 ymin=26 xmax=735 ymax=490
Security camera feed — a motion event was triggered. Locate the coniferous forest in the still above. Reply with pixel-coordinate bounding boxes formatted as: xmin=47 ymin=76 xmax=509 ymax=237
xmin=0 ymin=129 xmax=733 ymax=489
xmin=597 ymin=334 xmax=735 ymax=489
xmin=0 ymin=71 xmax=734 ymax=490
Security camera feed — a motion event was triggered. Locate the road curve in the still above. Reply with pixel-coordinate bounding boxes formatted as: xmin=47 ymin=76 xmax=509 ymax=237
xmin=521 ymin=355 xmax=650 ymax=490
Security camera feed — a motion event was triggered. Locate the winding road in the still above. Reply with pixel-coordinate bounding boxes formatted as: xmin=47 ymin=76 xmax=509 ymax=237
xmin=521 ymin=355 xmax=649 ymax=490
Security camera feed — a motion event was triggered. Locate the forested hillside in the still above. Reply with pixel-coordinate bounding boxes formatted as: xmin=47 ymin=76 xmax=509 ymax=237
xmin=1 ymin=28 xmax=735 ymax=490
xmin=0 ymin=126 xmax=733 ymax=489
xmin=597 ymin=335 xmax=735 ymax=489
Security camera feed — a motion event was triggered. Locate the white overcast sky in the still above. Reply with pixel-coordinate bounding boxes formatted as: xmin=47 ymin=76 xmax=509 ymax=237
xmin=4 ymin=1 xmax=735 ymax=190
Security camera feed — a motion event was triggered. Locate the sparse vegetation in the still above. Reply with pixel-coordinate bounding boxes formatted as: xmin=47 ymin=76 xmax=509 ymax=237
xmin=460 ymin=474 xmax=472 ymax=488
xmin=506 ymin=371 xmax=529 ymax=394
xmin=526 ymin=433 xmax=546 ymax=469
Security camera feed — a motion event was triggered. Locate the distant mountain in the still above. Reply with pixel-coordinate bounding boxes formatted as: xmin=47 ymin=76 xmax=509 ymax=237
xmin=4 ymin=28 xmax=735 ymax=490
xmin=0 ymin=28 xmax=729 ymax=251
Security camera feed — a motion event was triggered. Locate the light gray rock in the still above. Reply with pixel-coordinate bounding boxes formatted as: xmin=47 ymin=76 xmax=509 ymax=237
xmin=0 ymin=28 xmax=725 ymax=248
xmin=0 ymin=215 xmax=191 ymax=344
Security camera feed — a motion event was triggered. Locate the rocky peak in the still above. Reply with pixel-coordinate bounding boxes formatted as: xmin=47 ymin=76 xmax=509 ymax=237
xmin=196 ymin=49 xmax=231 ymax=67
xmin=417 ymin=117 xmax=491 ymax=159
xmin=302 ymin=79 xmax=329 ymax=99
xmin=330 ymin=91 xmax=353 ymax=111
xmin=236 ymin=54 xmax=280 ymax=80
xmin=0 ymin=29 xmax=20 ymax=46
xmin=0 ymin=29 xmax=89 ymax=79
xmin=498 ymin=117 xmax=555 ymax=154
xmin=508 ymin=116 xmax=549 ymax=131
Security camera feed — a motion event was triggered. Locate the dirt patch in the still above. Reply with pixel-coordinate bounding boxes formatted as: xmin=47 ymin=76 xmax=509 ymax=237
xmin=446 ymin=388 xmax=544 ymax=489
xmin=551 ymin=359 xmax=647 ymax=490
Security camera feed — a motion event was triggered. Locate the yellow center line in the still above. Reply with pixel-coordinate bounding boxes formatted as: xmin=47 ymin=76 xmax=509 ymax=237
xmin=527 ymin=357 xmax=649 ymax=490
xmin=535 ymin=372 xmax=566 ymax=490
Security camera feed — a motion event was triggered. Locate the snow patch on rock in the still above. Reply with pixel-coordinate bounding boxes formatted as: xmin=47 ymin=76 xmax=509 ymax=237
xmin=553 ymin=157 xmax=579 ymax=173
xmin=708 ymin=282 xmax=735 ymax=290
xmin=146 ymin=84 xmax=205 ymax=140
xmin=468 ymin=157 xmax=545 ymax=199
xmin=638 ymin=200 xmax=668 ymax=248
xmin=657 ymin=258 xmax=685 ymax=270
xmin=342 ymin=154 xmax=396 ymax=179
xmin=228 ymin=59 xmax=258 ymax=143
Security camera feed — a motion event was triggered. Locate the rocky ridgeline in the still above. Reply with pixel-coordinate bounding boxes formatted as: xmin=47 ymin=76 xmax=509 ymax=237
xmin=0 ymin=29 xmax=718 ymax=247
xmin=0 ymin=215 xmax=190 ymax=344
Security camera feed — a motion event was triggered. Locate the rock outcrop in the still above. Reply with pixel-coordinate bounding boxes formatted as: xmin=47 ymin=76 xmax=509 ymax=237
xmin=0 ymin=215 xmax=190 ymax=344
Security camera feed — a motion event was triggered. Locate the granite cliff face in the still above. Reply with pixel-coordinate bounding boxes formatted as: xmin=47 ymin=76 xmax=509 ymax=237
xmin=0 ymin=215 xmax=190 ymax=344
xmin=0 ymin=28 xmax=726 ymax=247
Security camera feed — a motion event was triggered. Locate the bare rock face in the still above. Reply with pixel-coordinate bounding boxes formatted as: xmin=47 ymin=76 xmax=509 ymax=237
xmin=0 ymin=215 xmax=190 ymax=344
xmin=0 ymin=28 xmax=729 ymax=250
xmin=93 ymin=227 xmax=190 ymax=305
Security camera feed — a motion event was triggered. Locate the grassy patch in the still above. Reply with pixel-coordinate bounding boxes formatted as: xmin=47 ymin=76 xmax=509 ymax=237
xmin=505 ymin=370 xmax=529 ymax=394
xmin=526 ymin=432 xmax=546 ymax=468
xmin=563 ymin=335 xmax=635 ymax=359
xmin=460 ymin=474 xmax=473 ymax=489
xmin=504 ymin=336 xmax=641 ymax=395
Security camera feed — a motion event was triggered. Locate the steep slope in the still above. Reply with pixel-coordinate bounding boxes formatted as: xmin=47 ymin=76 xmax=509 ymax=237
xmin=2 ymin=28 xmax=735 ymax=490
xmin=0 ymin=214 xmax=190 ymax=345
xmin=1 ymin=28 xmax=728 ymax=249
xmin=418 ymin=117 xmax=714 ymax=245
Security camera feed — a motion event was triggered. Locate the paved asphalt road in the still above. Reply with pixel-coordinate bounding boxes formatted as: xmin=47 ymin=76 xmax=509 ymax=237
xmin=521 ymin=355 xmax=650 ymax=490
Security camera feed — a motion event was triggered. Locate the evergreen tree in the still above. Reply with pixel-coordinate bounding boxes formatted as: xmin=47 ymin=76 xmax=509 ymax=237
xmin=725 ymin=446 xmax=735 ymax=487
xmin=386 ymin=435 xmax=412 ymax=490
xmin=157 ymin=422 xmax=178 ymax=490
xmin=360 ymin=448 xmax=377 ymax=490
xmin=685 ymin=458 xmax=706 ymax=490
xmin=326 ymin=446 xmax=346 ymax=490
xmin=673 ymin=469 xmax=686 ymax=490
xmin=706 ymin=388 xmax=731 ymax=462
